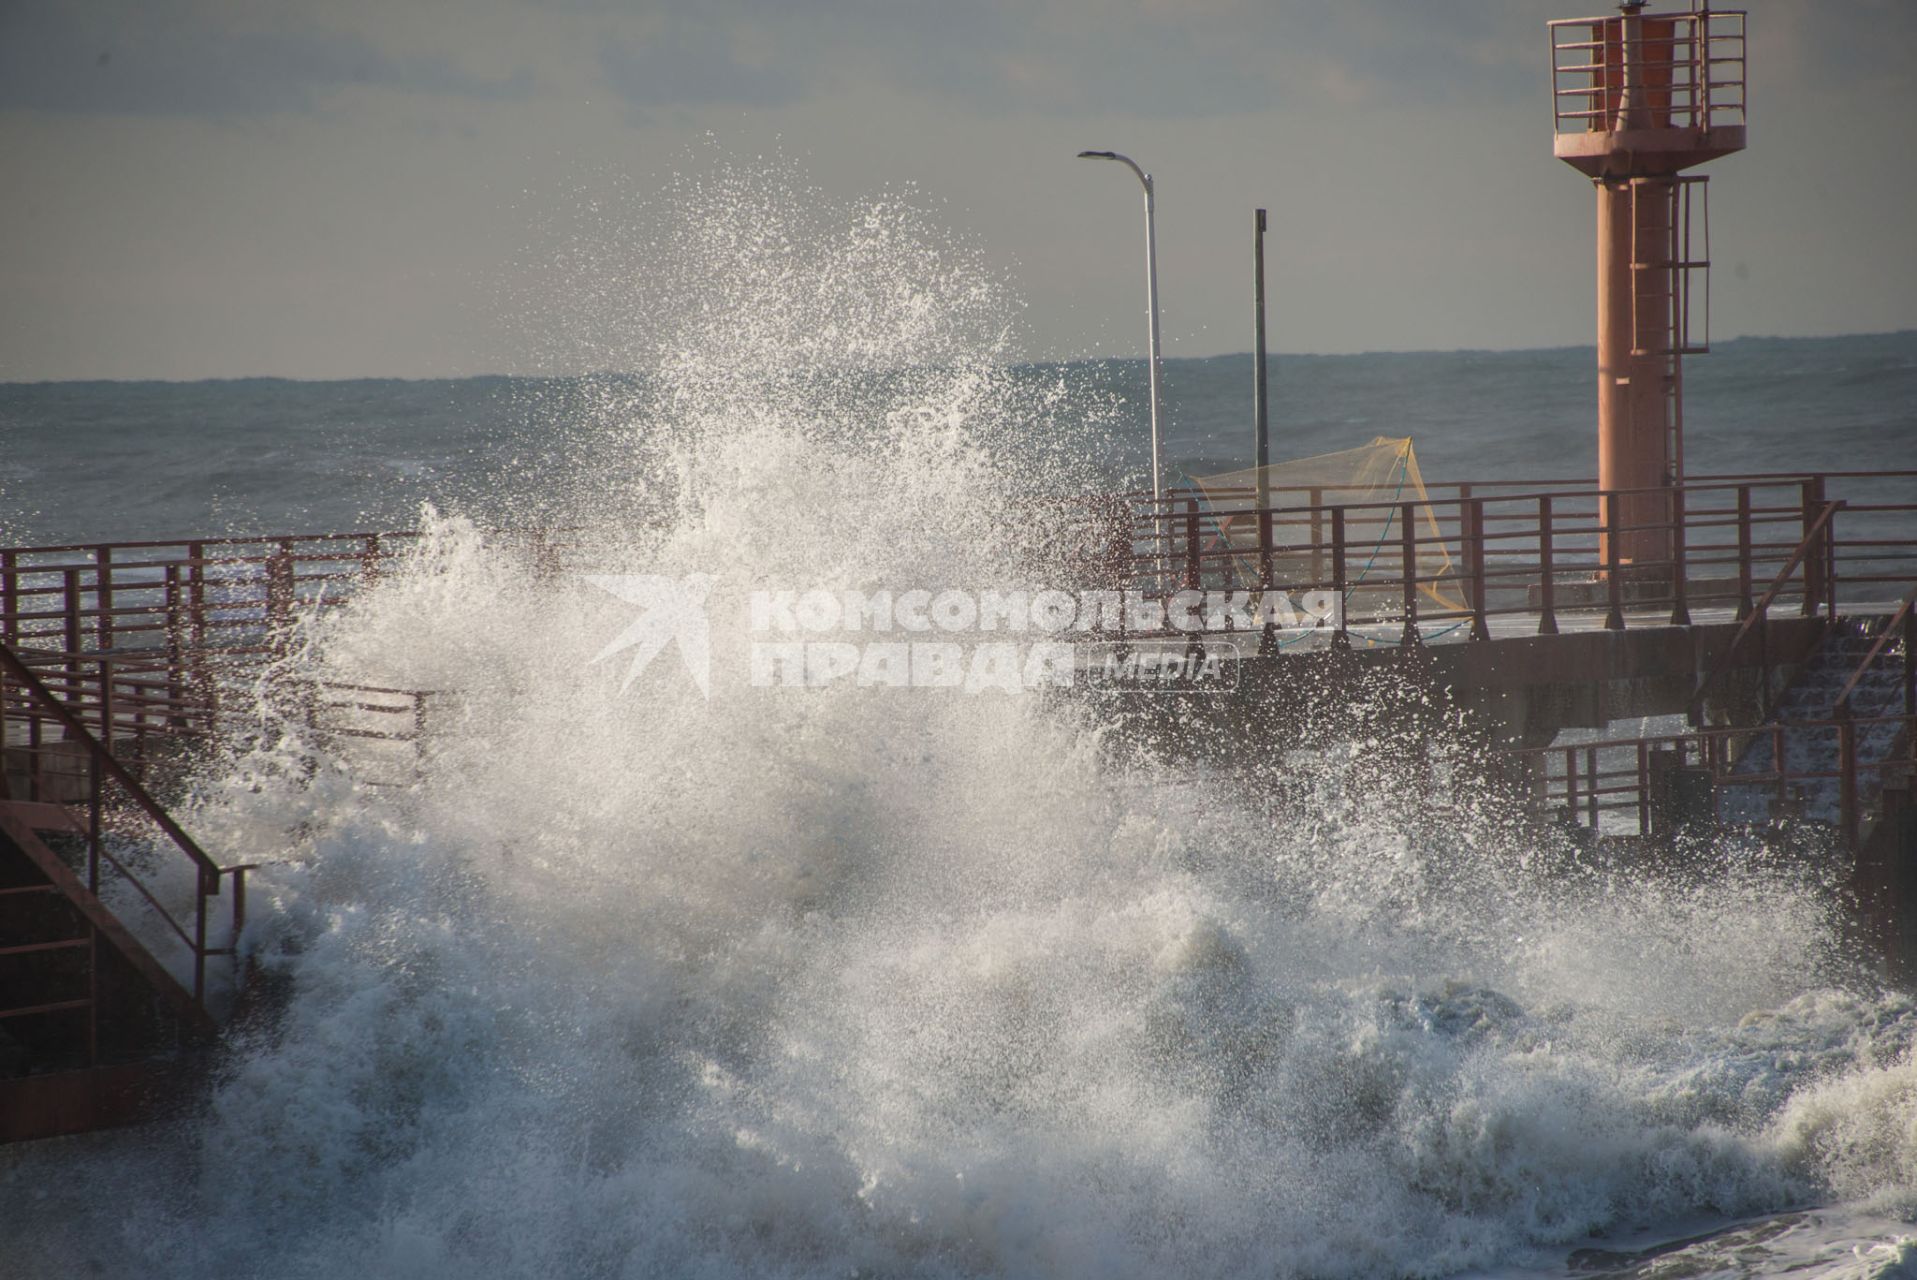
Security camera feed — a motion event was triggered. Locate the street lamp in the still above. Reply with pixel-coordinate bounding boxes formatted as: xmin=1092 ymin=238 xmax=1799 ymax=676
xmin=1078 ymin=150 xmax=1165 ymax=518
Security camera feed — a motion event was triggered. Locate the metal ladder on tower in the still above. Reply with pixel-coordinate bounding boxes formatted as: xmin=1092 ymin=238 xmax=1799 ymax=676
xmin=1630 ymin=174 xmax=1713 ymax=481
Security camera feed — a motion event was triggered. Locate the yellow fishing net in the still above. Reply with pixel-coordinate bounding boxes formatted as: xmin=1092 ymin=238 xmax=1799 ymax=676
xmin=1189 ymin=436 xmax=1465 ymax=615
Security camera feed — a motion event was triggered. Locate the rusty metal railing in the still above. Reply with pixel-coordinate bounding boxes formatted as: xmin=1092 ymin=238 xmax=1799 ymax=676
xmin=0 ymin=531 xmax=422 ymax=662
xmin=1549 ymin=7 xmax=1747 ymax=135
xmin=1511 ymin=709 xmax=1915 ymax=846
xmin=1106 ymin=472 xmax=1916 ymax=649
xmin=0 ymin=641 xmax=248 ymax=1018
xmin=1687 ymin=496 xmax=1842 ymax=725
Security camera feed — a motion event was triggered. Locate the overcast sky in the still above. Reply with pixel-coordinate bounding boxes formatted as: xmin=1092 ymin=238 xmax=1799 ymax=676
xmin=2 ymin=0 xmax=1913 ymax=381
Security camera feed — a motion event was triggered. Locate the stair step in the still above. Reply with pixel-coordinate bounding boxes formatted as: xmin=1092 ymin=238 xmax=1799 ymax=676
xmin=0 ymin=937 xmax=89 ymax=958
xmin=0 ymin=997 xmax=91 ymax=1020
xmin=0 ymin=805 xmax=213 ymax=1035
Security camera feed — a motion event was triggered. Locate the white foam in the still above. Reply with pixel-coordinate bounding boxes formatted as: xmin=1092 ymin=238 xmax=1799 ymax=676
xmin=4 ymin=165 xmax=1913 ymax=1280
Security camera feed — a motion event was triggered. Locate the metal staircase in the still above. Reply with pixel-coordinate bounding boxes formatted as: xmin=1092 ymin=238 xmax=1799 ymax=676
xmin=1721 ymin=608 xmax=1916 ymax=831
xmin=0 ymin=641 xmax=248 ymax=1142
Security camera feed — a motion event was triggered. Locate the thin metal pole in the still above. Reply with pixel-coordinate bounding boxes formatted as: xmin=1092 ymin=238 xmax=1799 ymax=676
xmin=1253 ymin=207 xmax=1270 ymax=512
xmin=1079 ymin=150 xmax=1166 ymax=574
xmin=1143 ymin=174 xmax=1163 ymax=514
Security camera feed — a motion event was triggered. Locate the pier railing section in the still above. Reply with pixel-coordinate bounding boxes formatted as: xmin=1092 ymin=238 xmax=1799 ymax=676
xmin=5 ymin=476 xmax=1911 ymax=673
xmin=1509 ymin=708 xmax=1914 ymax=846
xmin=4 ymin=474 xmax=1910 ymax=852
xmin=0 ymin=531 xmax=419 ymax=664
xmin=1115 ymin=471 xmax=1917 ymax=650
xmin=0 ymin=532 xmax=443 ymax=774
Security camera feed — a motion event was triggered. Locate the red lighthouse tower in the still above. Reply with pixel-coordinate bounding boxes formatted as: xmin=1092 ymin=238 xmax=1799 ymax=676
xmin=1550 ymin=3 xmax=1746 ymax=575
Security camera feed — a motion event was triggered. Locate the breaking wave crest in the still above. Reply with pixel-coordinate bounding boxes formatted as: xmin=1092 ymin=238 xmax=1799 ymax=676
xmin=4 ymin=166 xmax=1913 ymax=1280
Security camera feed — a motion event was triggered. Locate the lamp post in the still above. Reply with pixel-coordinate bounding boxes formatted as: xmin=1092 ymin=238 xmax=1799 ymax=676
xmin=1077 ymin=150 xmax=1165 ymax=518
xmin=1253 ymin=207 xmax=1270 ymax=514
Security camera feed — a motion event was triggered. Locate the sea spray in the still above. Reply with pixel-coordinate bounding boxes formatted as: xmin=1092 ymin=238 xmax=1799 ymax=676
xmin=2 ymin=166 xmax=1913 ymax=1280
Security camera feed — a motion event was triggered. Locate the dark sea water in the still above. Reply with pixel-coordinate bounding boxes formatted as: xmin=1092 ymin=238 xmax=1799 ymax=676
xmin=3 ymin=331 xmax=1913 ymax=548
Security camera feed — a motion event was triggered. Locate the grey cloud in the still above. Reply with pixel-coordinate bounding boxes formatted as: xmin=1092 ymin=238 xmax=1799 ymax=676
xmin=577 ymin=0 xmax=1548 ymax=119
xmin=596 ymin=19 xmax=805 ymax=109
xmin=0 ymin=2 xmax=531 ymax=117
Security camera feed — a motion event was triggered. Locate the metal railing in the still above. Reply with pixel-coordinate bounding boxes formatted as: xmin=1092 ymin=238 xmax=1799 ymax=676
xmin=0 ymin=531 xmax=422 ymax=662
xmin=0 ymin=641 xmax=248 ymax=1019
xmin=1104 ymin=472 xmax=1915 ymax=649
xmin=0 ymin=530 xmax=470 ymax=792
xmin=1830 ymin=589 xmax=1917 ymax=845
xmin=1687 ymin=496 xmax=1841 ymax=724
xmin=1511 ymin=709 xmax=1915 ymax=846
xmin=1549 ymin=7 xmax=1747 ymax=135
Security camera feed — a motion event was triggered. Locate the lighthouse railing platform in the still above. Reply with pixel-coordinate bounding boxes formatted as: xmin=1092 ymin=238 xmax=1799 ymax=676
xmin=1549 ymin=7 xmax=1747 ymax=136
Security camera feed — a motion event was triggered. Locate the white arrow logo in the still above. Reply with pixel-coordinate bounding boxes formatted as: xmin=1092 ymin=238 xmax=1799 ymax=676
xmin=584 ymin=574 xmax=713 ymax=698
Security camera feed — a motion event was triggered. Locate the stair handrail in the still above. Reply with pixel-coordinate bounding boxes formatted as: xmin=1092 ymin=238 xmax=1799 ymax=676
xmin=1688 ymin=498 xmax=1843 ymax=726
xmin=1833 ymin=584 xmax=1917 ymax=718
xmin=0 ymin=639 xmax=220 ymax=885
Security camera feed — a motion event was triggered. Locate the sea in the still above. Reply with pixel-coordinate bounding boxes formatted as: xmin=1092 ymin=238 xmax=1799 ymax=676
xmin=4 ymin=332 xmax=1916 ymax=548
xmin=0 ymin=177 xmax=1915 ymax=1279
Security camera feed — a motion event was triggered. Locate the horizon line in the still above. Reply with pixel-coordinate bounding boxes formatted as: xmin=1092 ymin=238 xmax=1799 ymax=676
xmin=4 ymin=328 xmax=1912 ymax=388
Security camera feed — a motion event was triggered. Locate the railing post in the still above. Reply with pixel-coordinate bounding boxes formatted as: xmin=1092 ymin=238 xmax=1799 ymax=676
xmin=1800 ymin=478 xmax=1825 ymax=617
xmin=98 ymin=657 xmax=115 ymax=755
xmin=0 ymin=549 xmax=16 ymax=647
xmin=1400 ymin=500 xmax=1419 ymax=647
xmin=1537 ymin=495 xmax=1559 ymax=636
xmin=1330 ymin=507 xmax=1349 ymax=649
xmin=187 ymin=541 xmax=208 ymax=653
xmin=1668 ymin=487 xmax=1691 ymax=626
xmin=1466 ymin=498 xmax=1489 ymax=641
xmin=62 ymin=566 xmax=82 ymax=657
xmin=1735 ymin=485 xmax=1754 ymax=621
xmin=1905 ymin=605 xmax=1916 ymax=724
xmin=1603 ymin=490 xmax=1626 ymax=631
xmin=1905 ymin=605 xmax=1916 ymax=772
xmin=1586 ymin=746 xmax=1599 ymax=828
xmin=1184 ymin=497 xmax=1201 ymax=591
xmin=1257 ymin=507 xmax=1277 ymax=657
xmin=1257 ymin=508 xmax=1274 ymax=592
xmin=164 ymin=564 xmax=185 ymax=726
xmin=231 ymin=866 xmax=248 ymax=940
xmin=1825 ymin=502 xmax=1840 ymax=619
xmin=1308 ymin=487 xmax=1324 ymax=588
xmin=1637 ymin=740 xmax=1651 ymax=837
xmin=1756 ymin=596 xmax=1772 ymax=718
xmin=361 ymin=534 xmax=383 ymax=586
xmin=1564 ymin=747 xmax=1579 ymax=823
xmin=95 ymin=545 xmax=114 ymax=654
xmin=268 ymin=539 xmax=296 ymax=637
